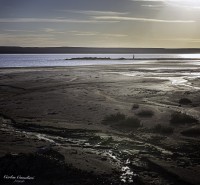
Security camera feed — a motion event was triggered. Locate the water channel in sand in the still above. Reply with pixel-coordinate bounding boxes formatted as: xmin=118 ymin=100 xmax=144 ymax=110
xmin=106 ymin=70 xmax=200 ymax=90
xmin=0 ymin=115 xmax=174 ymax=184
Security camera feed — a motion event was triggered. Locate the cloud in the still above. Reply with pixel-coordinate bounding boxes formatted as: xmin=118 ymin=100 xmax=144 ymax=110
xmin=141 ymin=5 xmax=164 ymax=8
xmin=3 ymin=28 xmax=65 ymax=34
xmin=94 ymin=16 xmax=195 ymax=23
xmin=129 ymin=0 xmax=165 ymax=8
xmin=0 ymin=33 xmax=53 ymax=38
xmin=4 ymin=29 xmax=36 ymax=33
xmin=43 ymin=28 xmax=65 ymax=34
xmin=0 ymin=18 xmax=118 ymax=23
xmin=165 ymin=0 xmax=200 ymax=9
xmin=70 ymin=31 xmax=127 ymax=37
xmin=102 ymin=34 xmax=127 ymax=37
xmin=44 ymin=28 xmax=55 ymax=32
xmin=130 ymin=0 xmax=200 ymax=9
xmin=0 ymin=32 xmax=68 ymax=47
xmin=150 ymin=38 xmax=200 ymax=43
xmin=129 ymin=0 xmax=164 ymax=2
xmin=69 ymin=31 xmax=98 ymax=36
xmin=63 ymin=10 xmax=128 ymax=16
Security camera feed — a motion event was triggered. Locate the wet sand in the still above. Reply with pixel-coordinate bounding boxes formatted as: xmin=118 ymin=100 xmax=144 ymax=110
xmin=0 ymin=60 xmax=200 ymax=185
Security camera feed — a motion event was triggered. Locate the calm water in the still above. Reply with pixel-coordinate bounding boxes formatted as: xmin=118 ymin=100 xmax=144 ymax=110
xmin=0 ymin=53 xmax=200 ymax=68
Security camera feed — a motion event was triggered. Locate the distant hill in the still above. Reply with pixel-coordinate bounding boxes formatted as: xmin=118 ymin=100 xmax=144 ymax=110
xmin=0 ymin=46 xmax=200 ymax=54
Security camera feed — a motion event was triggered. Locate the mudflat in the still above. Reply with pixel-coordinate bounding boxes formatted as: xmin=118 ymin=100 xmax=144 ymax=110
xmin=0 ymin=60 xmax=200 ymax=185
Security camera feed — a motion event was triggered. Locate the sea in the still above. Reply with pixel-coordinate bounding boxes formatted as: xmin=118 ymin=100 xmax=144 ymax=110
xmin=0 ymin=53 xmax=200 ymax=68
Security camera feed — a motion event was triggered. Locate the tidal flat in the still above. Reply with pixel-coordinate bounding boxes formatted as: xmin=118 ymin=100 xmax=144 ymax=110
xmin=0 ymin=60 xmax=200 ymax=185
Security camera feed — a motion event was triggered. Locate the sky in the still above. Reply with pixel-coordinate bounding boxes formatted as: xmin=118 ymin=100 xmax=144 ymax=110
xmin=0 ymin=0 xmax=200 ymax=48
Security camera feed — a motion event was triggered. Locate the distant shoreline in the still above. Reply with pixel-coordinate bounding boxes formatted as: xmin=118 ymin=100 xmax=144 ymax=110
xmin=65 ymin=57 xmax=132 ymax=60
xmin=66 ymin=57 xmax=200 ymax=61
xmin=0 ymin=46 xmax=200 ymax=54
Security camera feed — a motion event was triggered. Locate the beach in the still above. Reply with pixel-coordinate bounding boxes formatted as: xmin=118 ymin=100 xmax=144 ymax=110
xmin=0 ymin=60 xmax=200 ymax=185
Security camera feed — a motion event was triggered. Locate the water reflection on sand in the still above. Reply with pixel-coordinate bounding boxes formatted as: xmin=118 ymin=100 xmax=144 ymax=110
xmin=106 ymin=67 xmax=200 ymax=90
